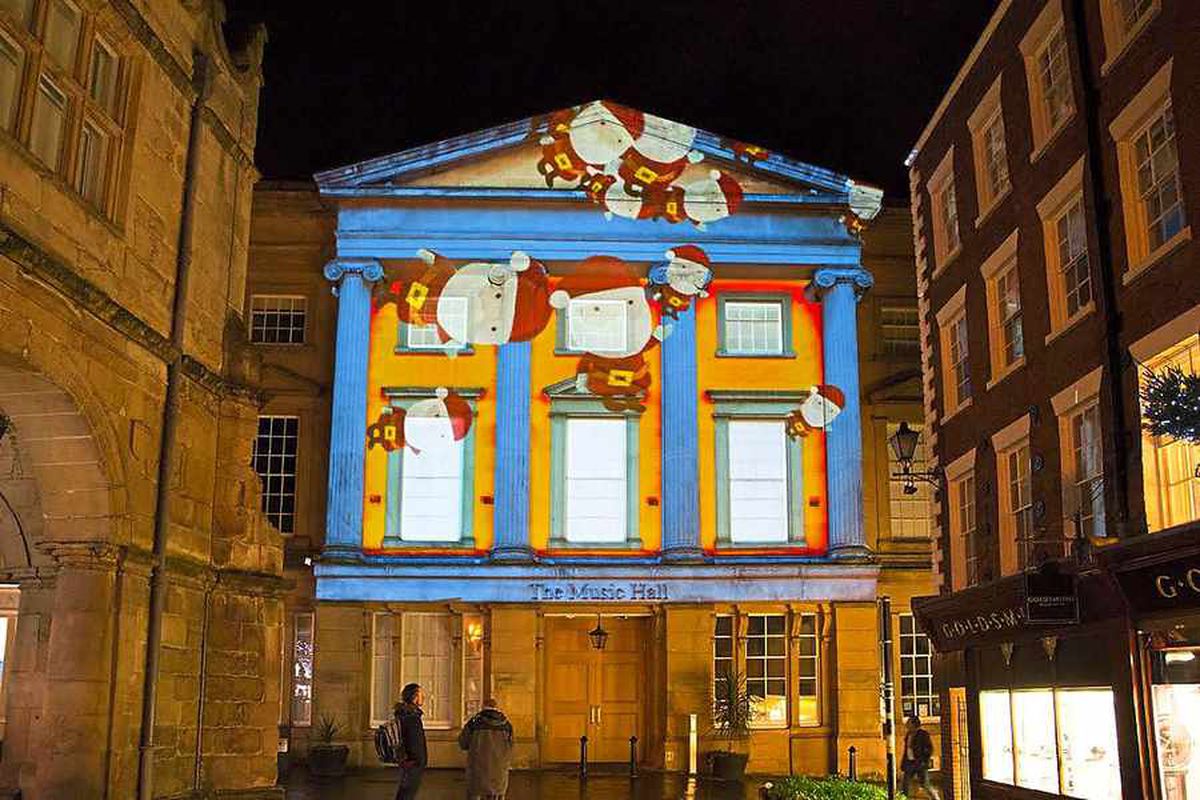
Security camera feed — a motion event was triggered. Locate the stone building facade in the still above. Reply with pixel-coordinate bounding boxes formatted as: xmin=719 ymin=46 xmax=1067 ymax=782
xmin=249 ymin=105 xmax=938 ymax=777
xmin=907 ymin=1 xmax=1200 ymax=798
xmin=0 ymin=1 xmax=284 ymax=798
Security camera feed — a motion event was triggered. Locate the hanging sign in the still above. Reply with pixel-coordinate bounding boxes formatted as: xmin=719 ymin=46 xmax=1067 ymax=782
xmin=1023 ymin=562 xmax=1080 ymax=625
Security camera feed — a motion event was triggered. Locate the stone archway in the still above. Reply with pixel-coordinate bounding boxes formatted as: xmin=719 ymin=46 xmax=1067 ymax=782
xmin=0 ymin=362 xmax=133 ymax=800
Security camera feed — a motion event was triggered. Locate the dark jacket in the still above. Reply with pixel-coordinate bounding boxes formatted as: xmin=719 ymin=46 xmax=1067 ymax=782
xmin=904 ymin=728 xmax=934 ymax=770
xmin=458 ymin=707 xmax=514 ymax=796
xmin=395 ymin=702 xmax=428 ymax=770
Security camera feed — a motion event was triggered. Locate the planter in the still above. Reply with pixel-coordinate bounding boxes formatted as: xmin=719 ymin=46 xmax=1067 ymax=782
xmin=307 ymin=744 xmax=349 ymax=778
xmin=708 ymin=750 xmax=749 ymax=781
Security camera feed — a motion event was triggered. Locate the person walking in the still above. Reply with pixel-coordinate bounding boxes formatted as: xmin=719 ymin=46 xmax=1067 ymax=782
xmin=458 ymin=699 xmax=514 ymax=800
xmin=395 ymin=683 xmax=428 ymax=800
xmin=900 ymin=715 xmax=940 ymax=800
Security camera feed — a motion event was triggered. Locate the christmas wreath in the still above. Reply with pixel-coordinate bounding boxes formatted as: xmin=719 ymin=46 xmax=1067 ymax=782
xmin=1141 ymin=366 xmax=1200 ymax=444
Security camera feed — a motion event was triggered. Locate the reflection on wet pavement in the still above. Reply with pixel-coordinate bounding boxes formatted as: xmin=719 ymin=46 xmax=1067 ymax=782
xmin=284 ymin=766 xmax=770 ymax=799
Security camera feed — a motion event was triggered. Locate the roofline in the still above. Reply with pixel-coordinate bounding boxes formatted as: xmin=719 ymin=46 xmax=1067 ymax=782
xmin=314 ymin=100 xmax=862 ymax=197
xmin=906 ymin=0 xmax=1013 ymax=168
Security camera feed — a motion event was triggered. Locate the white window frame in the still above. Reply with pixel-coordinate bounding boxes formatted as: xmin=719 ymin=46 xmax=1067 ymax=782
xmin=250 ymin=294 xmax=308 ymax=345
xmin=935 ymin=286 xmax=971 ymax=418
xmin=944 ymin=448 xmax=978 ymax=592
xmin=723 ymin=300 xmax=784 ymax=356
xmin=744 ymin=613 xmax=788 ymax=729
xmin=993 ymin=414 xmax=1033 ymax=575
xmin=563 ymin=416 xmax=629 ymax=543
xmin=1037 ymin=158 xmax=1095 ymax=339
xmin=968 ymin=75 xmax=1010 ymax=224
xmin=400 ymin=612 xmax=455 ymax=730
xmin=370 ymin=612 xmax=398 ymax=726
xmin=1020 ymin=1 xmax=1074 ymax=162
xmin=928 ymin=147 xmax=961 ymax=271
xmin=980 ymin=230 xmax=1024 ymax=387
xmin=291 ymin=612 xmax=314 ymax=727
xmin=405 ymin=295 xmax=468 ymax=351
xmin=567 ymin=297 xmax=628 ymax=354
xmin=1052 ymin=367 xmax=1105 ymax=541
xmin=899 ymin=613 xmax=939 ymax=720
xmin=727 ymin=419 xmax=790 ymax=544
xmin=796 ymin=612 xmax=820 ymax=728
xmin=1109 ymin=60 xmax=1190 ymax=283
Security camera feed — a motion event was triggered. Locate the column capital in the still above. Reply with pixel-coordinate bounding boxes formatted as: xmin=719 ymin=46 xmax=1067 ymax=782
xmin=808 ymin=267 xmax=874 ymax=301
xmin=323 ymin=258 xmax=384 ymax=285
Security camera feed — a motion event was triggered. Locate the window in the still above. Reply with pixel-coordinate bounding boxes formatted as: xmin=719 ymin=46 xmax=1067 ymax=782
xmin=1110 ymin=61 xmax=1189 ymax=278
xmin=401 ymin=613 xmax=454 ymax=728
xmin=0 ymin=34 xmax=23 ymax=131
xmin=1038 ymin=158 xmax=1094 ymax=335
xmin=728 ymin=420 xmax=788 ymax=543
xmin=950 ymin=471 xmax=979 ymax=589
xmin=569 ymin=297 xmax=627 ymax=353
xmin=1117 ymin=0 xmax=1154 ymax=31
xmin=1003 ymin=443 xmax=1033 ymax=571
xmin=797 ymin=613 xmax=819 ymax=726
xmin=981 ymin=233 xmax=1025 ymax=382
xmin=1056 ymin=200 xmax=1092 ymax=319
xmin=936 ymin=288 xmax=972 ymax=416
xmin=928 ymin=148 xmax=960 ymax=269
xmin=745 ymin=614 xmax=787 ymax=728
xmin=564 ymin=417 xmax=627 ymax=543
xmin=899 ymin=614 xmax=939 ymax=719
xmin=980 ymin=688 xmax=1121 ymax=800
xmin=887 ymin=422 xmax=933 ymax=539
xmin=1020 ymin=3 xmax=1074 ymax=158
xmin=371 ymin=612 xmax=397 ymax=725
xmin=713 ymin=615 xmax=734 ymax=698
xmin=880 ymin=304 xmax=920 ymax=358
xmin=253 ymin=415 xmax=298 ymax=534
xmin=968 ymin=76 xmax=1010 ymax=220
xmin=717 ymin=295 xmax=792 ymax=357
xmin=402 ymin=295 xmax=468 ymax=351
xmin=1140 ymin=335 xmax=1200 ymax=532
xmin=1099 ymin=0 xmax=1159 ymax=71
xmin=291 ymin=612 xmax=314 ymax=726
xmin=250 ymin=295 xmax=308 ymax=345
xmin=1066 ymin=402 xmax=1104 ymax=538
xmin=0 ymin=2 xmax=127 ymax=215
xmin=462 ymin=613 xmax=484 ymax=722
xmin=548 ymin=386 xmax=640 ymax=548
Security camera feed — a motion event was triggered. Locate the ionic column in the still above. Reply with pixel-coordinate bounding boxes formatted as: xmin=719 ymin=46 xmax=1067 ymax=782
xmin=323 ymin=259 xmax=383 ymax=556
xmin=492 ymin=341 xmax=534 ymax=561
xmin=661 ymin=306 xmax=703 ymax=561
xmin=810 ymin=267 xmax=874 ymax=557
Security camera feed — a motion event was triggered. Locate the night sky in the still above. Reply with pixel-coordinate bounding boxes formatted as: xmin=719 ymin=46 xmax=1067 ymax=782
xmin=226 ymin=1 xmax=998 ymax=202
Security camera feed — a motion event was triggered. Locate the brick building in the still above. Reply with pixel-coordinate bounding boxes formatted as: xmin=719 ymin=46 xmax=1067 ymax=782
xmin=906 ymin=1 xmax=1200 ymax=799
xmin=0 ymin=2 xmax=284 ymax=798
xmin=247 ymin=105 xmax=938 ymax=776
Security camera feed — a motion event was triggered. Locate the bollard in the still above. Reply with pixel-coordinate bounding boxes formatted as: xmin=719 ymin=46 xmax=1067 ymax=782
xmin=848 ymin=745 xmax=858 ymax=781
xmin=579 ymin=735 xmax=588 ymax=779
xmin=629 ymin=735 xmax=639 ymax=778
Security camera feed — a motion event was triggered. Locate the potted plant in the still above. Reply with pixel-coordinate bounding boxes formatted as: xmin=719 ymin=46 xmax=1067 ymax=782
xmin=707 ymin=667 xmax=756 ymax=781
xmin=306 ymin=715 xmax=349 ymax=777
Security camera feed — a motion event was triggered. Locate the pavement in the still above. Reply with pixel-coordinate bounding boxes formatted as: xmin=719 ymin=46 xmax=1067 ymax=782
xmin=283 ymin=766 xmax=771 ymax=799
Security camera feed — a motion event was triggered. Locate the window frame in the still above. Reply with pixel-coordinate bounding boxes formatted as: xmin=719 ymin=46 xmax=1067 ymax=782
xmin=796 ymin=612 xmax=821 ymax=728
xmin=935 ymin=286 xmax=971 ymax=418
xmin=1138 ymin=335 xmax=1200 ymax=533
xmin=710 ymin=391 xmax=806 ymax=548
xmin=290 ymin=611 xmax=314 ymax=727
xmin=1109 ymin=59 xmax=1190 ymax=283
xmin=967 ymin=75 xmax=1010 ymax=225
xmin=878 ymin=301 xmax=920 ymax=359
xmin=250 ymin=293 xmax=309 ymax=346
xmin=399 ymin=611 xmax=456 ymax=730
xmin=928 ymin=147 xmax=961 ymax=272
xmin=1037 ymin=158 xmax=1095 ymax=339
xmin=715 ymin=293 xmax=794 ymax=358
xmin=992 ymin=414 xmax=1033 ymax=575
xmin=547 ymin=389 xmax=641 ymax=549
xmin=979 ymin=230 xmax=1025 ymax=387
xmin=370 ymin=611 xmax=398 ymax=726
xmin=554 ymin=296 xmax=631 ymax=356
xmin=898 ymin=613 xmax=940 ymax=720
xmin=1098 ymin=0 xmax=1160 ymax=75
xmin=744 ymin=613 xmax=789 ymax=729
xmin=944 ymin=448 xmax=978 ymax=592
xmin=252 ymin=414 xmax=300 ymax=535
xmin=1020 ymin=1 xmax=1075 ymax=162
xmin=381 ymin=387 xmax=482 ymax=549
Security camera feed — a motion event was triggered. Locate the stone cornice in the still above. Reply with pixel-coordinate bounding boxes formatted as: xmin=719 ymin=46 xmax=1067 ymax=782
xmin=215 ymin=568 xmax=292 ymax=598
xmin=181 ymin=356 xmax=264 ymax=405
xmin=109 ymin=0 xmax=194 ymax=99
xmin=199 ymin=106 xmax=257 ymax=175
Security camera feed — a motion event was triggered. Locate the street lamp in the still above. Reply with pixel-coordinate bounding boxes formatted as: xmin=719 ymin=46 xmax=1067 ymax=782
xmin=888 ymin=421 xmax=942 ymax=494
xmin=588 ymin=615 xmax=609 ymax=651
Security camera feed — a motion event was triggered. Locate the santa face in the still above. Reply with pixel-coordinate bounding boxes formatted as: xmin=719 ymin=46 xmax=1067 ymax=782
xmin=634 ymin=113 xmax=697 ymax=164
xmin=665 ymin=259 xmax=711 ymax=296
xmin=404 ymin=398 xmax=457 ymax=453
xmin=569 ymin=102 xmax=636 ymax=167
xmin=683 ymin=174 xmax=732 ymax=225
xmin=437 ymin=262 xmax=519 ymax=346
xmin=799 ymin=391 xmax=843 ymax=430
xmin=602 ymin=180 xmax=648 ymax=220
xmin=569 ymin=286 xmax=654 ymax=358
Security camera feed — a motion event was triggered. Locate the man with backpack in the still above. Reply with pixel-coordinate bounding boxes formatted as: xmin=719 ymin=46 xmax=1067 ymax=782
xmin=458 ymin=698 xmax=514 ymax=800
xmin=393 ymin=683 xmax=427 ymax=799
xmin=900 ymin=715 xmax=940 ymax=799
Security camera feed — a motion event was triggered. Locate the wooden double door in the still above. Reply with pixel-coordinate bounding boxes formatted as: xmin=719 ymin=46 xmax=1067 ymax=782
xmin=543 ymin=615 xmax=648 ymax=763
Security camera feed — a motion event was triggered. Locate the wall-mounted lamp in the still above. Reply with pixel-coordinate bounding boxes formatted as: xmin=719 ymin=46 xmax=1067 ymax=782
xmin=888 ymin=421 xmax=943 ymax=494
xmin=466 ymin=620 xmax=484 ymax=652
xmin=588 ymin=615 xmax=609 ymax=651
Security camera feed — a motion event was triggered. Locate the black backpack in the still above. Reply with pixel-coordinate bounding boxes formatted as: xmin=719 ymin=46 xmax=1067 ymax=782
xmin=374 ymin=718 xmax=404 ymax=764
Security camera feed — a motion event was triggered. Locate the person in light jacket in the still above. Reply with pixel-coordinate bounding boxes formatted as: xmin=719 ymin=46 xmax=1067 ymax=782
xmin=394 ymin=683 xmax=428 ymax=800
xmin=458 ymin=698 xmax=514 ymax=800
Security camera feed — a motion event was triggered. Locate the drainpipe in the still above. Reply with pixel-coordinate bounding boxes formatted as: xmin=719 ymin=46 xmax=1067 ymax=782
xmin=136 ymin=50 xmax=212 ymax=800
xmin=1069 ymin=0 xmax=1132 ymax=535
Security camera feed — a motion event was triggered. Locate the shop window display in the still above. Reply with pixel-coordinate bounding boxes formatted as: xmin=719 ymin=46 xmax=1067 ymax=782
xmin=1152 ymin=642 xmax=1200 ymax=800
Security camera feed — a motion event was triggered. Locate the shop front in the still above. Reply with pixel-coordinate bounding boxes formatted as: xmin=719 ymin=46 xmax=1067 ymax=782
xmin=913 ymin=565 xmax=1139 ymax=800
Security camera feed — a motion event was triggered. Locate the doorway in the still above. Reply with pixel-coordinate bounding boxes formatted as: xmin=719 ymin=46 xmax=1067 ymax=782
xmin=543 ymin=615 xmax=649 ymax=763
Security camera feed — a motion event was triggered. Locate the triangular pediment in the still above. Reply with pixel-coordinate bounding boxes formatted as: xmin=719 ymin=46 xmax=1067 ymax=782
xmin=315 ymin=100 xmax=871 ymax=206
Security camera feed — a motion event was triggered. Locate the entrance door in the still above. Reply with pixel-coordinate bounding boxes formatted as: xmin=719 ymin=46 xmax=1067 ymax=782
xmin=544 ymin=616 xmax=648 ymax=763
xmin=949 ymin=687 xmax=971 ymax=800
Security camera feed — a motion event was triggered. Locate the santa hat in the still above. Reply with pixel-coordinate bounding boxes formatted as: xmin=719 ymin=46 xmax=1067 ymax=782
xmin=549 ymin=256 xmax=643 ymax=310
xmin=716 ymin=171 xmax=744 ymax=215
xmin=811 ymin=384 xmax=845 ymax=409
xmin=506 ymin=253 xmax=555 ymax=342
xmin=666 ymin=244 xmax=712 ymax=271
xmin=598 ymin=100 xmax=645 ymax=140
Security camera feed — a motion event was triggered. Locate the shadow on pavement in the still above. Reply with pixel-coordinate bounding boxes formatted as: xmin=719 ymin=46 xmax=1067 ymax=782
xmin=284 ymin=765 xmax=772 ymax=799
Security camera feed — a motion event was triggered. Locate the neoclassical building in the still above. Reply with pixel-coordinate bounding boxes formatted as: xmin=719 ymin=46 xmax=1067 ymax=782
xmin=251 ymin=103 xmax=937 ymax=775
